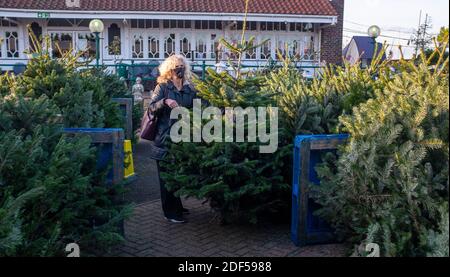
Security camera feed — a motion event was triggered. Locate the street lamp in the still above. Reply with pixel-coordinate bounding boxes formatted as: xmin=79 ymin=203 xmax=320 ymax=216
xmin=367 ymin=25 xmax=381 ymax=66
xmin=89 ymin=19 xmax=104 ymax=68
xmin=368 ymin=25 xmax=381 ymax=39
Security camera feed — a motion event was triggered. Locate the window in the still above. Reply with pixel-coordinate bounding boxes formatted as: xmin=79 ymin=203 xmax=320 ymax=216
xmin=303 ymin=23 xmax=314 ymax=32
xmin=211 ymin=39 xmax=221 ymax=61
xmin=260 ymin=39 xmax=271 ymax=60
xmin=180 ymin=37 xmax=191 ymax=58
xmin=132 ymin=34 xmax=144 ymax=58
xmin=303 ymin=36 xmax=315 ymax=60
xmin=292 ymin=40 xmax=301 ymax=59
xmin=207 ymin=20 xmax=223 ymax=30
xmin=245 ymin=44 xmax=256 ymax=59
xmin=196 ymin=39 xmax=207 ymax=59
xmin=77 ymin=33 xmax=96 ymax=60
xmin=77 ymin=19 xmax=90 ymax=27
xmin=148 ymin=36 xmax=160 ymax=59
xmin=194 ymin=20 xmax=221 ymax=30
xmin=130 ymin=19 xmax=146 ymax=28
xmin=171 ymin=20 xmax=192 ymax=29
xmin=29 ymin=22 xmax=42 ymax=52
xmin=47 ymin=19 xmax=73 ymax=27
xmin=289 ymin=23 xmax=314 ymax=32
xmin=261 ymin=22 xmax=267 ymax=31
xmin=50 ymin=32 xmax=73 ymax=58
xmin=276 ymin=40 xmax=287 ymax=59
xmin=108 ymin=23 xmax=121 ymax=55
xmin=236 ymin=21 xmax=256 ymax=31
xmin=153 ymin=20 xmax=160 ymax=28
xmin=6 ymin=31 xmax=19 ymax=58
xmin=261 ymin=22 xmax=286 ymax=31
xmin=164 ymin=34 xmax=175 ymax=58
xmin=132 ymin=19 xmax=160 ymax=28
xmin=274 ymin=22 xmax=280 ymax=31
xmin=0 ymin=19 xmax=18 ymax=27
xmin=163 ymin=20 xmax=185 ymax=29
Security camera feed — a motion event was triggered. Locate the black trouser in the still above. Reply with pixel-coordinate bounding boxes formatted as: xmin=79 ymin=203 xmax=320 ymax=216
xmin=156 ymin=161 xmax=183 ymax=218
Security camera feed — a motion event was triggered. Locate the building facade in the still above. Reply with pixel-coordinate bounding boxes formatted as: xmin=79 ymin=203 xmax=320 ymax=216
xmin=343 ymin=36 xmax=386 ymax=68
xmin=0 ymin=0 xmax=344 ymax=75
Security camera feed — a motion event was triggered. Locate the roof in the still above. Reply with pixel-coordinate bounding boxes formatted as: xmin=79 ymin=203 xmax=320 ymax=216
xmin=0 ymin=0 xmax=338 ymax=16
xmin=344 ymin=36 xmax=386 ymax=60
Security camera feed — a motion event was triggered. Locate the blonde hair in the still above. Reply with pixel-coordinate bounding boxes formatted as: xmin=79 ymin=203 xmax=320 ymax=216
xmin=157 ymin=54 xmax=193 ymax=84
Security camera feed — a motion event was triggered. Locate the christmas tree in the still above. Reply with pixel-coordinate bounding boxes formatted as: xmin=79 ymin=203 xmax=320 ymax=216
xmin=0 ymin=30 xmax=131 ymax=256
xmin=161 ymin=1 xmax=291 ymax=224
xmin=313 ymin=43 xmax=449 ymax=257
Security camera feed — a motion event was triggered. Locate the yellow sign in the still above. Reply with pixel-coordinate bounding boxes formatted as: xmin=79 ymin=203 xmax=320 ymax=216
xmin=124 ymin=140 xmax=135 ymax=179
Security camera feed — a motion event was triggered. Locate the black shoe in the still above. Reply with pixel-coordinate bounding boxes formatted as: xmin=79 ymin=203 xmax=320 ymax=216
xmin=182 ymin=208 xmax=190 ymax=215
xmin=164 ymin=216 xmax=187 ymax=224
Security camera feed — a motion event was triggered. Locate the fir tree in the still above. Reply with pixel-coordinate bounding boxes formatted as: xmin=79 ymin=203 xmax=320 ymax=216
xmin=162 ymin=1 xmax=291 ymax=224
xmin=312 ymin=44 xmax=449 ymax=257
xmin=0 ymin=29 xmax=132 ymax=256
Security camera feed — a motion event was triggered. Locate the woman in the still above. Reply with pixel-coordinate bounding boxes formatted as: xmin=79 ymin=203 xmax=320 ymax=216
xmin=148 ymin=54 xmax=198 ymax=224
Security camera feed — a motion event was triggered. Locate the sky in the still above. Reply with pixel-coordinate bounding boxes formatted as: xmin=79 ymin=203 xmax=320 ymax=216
xmin=343 ymin=0 xmax=449 ymax=58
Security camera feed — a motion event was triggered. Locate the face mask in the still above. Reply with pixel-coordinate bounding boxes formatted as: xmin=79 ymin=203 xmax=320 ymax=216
xmin=174 ymin=67 xmax=186 ymax=79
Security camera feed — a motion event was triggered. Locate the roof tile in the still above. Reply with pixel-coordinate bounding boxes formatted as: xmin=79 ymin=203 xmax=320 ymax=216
xmin=0 ymin=0 xmax=338 ymax=16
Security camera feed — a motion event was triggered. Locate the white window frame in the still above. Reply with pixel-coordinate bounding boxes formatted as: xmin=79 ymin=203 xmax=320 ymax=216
xmin=1 ymin=26 xmax=21 ymax=60
xmin=47 ymin=27 xmax=102 ymax=64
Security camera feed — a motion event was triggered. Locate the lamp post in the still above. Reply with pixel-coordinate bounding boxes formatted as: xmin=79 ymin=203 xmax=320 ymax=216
xmin=368 ymin=25 xmax=381 ymax=59
xmin=89 ymin=19 xmax=104 ymax=68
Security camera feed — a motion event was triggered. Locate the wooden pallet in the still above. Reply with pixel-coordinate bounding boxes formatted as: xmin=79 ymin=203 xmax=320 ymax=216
xmin=112 ymin=98 xmax=133 ymax=140
xmin=291 ymin=134 xmax=349 ymax=246
xmin=63 ymin=128 xmax=125 ymax=185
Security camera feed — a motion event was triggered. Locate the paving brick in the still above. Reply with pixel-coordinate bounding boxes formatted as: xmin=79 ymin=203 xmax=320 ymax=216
xmin=111 ymin=140 xmax=347 ymax=257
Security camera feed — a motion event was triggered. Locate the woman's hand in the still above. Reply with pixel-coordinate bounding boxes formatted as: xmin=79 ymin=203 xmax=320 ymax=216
xmin=164 ymin=99 xmax=179 ymax=109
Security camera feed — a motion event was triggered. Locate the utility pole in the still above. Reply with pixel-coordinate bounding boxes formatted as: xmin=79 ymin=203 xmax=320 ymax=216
xmin=413 ymin=10 xmax=433 ymax=57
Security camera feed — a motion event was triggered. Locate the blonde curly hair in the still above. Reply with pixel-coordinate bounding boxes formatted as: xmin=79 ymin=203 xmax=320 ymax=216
xmin=157 ymin=54 xmax=193 ymax=84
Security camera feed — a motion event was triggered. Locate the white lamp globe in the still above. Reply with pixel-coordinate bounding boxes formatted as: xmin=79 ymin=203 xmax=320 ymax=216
xmin=368 ymin=25 xmax=381 ymax=39
xmin=89 ymin=19 xmax=104 ymax=33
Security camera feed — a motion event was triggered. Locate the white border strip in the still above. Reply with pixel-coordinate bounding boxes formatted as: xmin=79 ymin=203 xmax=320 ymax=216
xmin=0 ymin=8 xmax=337 ymax=24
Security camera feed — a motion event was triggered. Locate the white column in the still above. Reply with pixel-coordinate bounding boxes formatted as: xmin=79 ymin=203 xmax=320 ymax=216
xmin=17 ymin=22 xmax=26 ymax=60
xmin=158 ymin=28 xmax=164 ymax=60
xmin=123 ymin=21 xmax=131 ymax=61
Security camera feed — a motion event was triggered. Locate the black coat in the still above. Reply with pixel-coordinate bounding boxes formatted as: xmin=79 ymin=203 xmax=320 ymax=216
xmin=147 ymin=80 xmax=199 ymax=160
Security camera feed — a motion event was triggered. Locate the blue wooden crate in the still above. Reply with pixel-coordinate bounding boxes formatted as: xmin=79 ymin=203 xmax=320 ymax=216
xmin=291 ymin=134 xmax=349 ymax=246
xmin=63 ymin=128 xmax=125 ymax=185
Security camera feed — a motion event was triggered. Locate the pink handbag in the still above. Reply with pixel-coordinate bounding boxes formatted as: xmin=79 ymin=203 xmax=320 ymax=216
xmin=139 ymin=108 xmax=158 ymax=141
xmin=140 ymin=86 xmax=168 ymax=141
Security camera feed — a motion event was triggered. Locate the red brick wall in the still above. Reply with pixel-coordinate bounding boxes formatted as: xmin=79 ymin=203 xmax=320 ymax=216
xmin=320 ymin=0 xmax=345 ymax=65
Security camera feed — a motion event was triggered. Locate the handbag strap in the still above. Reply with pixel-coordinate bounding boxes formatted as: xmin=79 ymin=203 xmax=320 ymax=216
xmin=163 ymin=83 xmax=169 ymax=98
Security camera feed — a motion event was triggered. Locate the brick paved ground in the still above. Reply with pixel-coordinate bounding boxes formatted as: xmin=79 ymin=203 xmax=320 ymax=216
xmin=113 ymin=140 xmax=346 ymax=257
xmin=123 ymin=140 xmax=160 ymax=204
